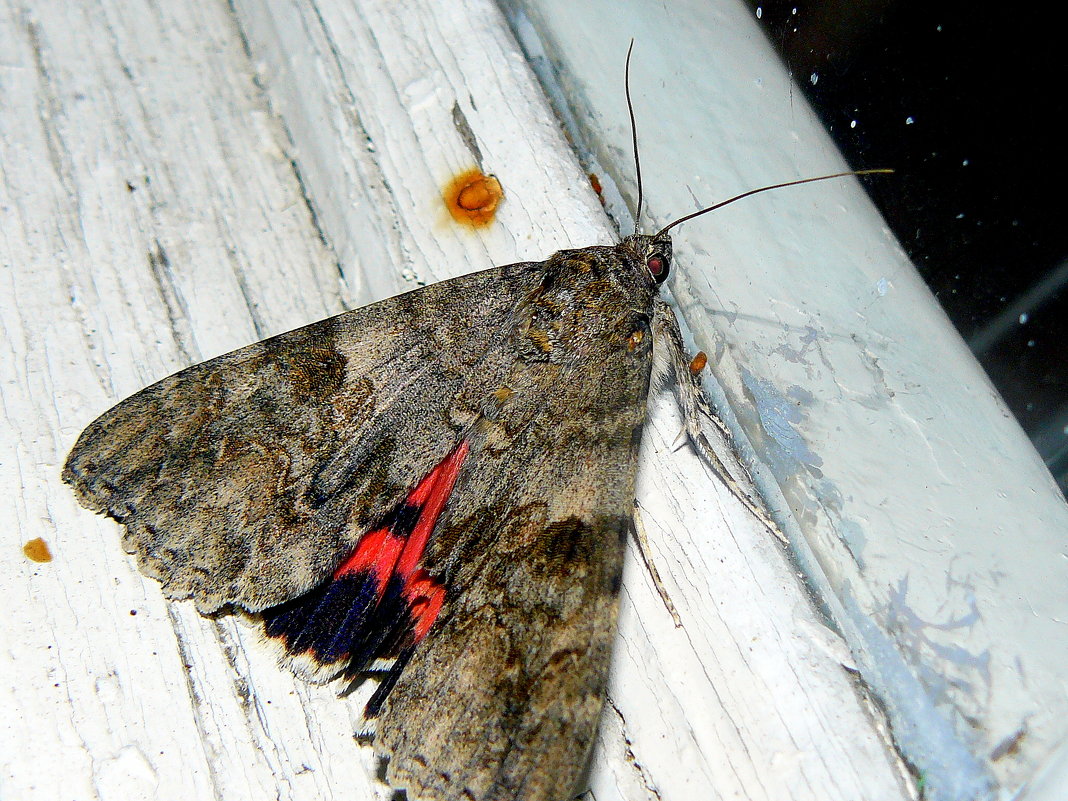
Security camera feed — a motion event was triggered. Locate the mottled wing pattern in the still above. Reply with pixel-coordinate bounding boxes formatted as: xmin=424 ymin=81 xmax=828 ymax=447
xmin=63 ymin=263 xmax=546 ymax=613
xmin=253 ymin=244 xmax=660 ymax=801
xmin=377 ymin=366 xmax=648 ymax=800
xmin=374 ymin=245 xmax=660 ymax=801
xmin=65 ymin=236 xmax=666 ymax=801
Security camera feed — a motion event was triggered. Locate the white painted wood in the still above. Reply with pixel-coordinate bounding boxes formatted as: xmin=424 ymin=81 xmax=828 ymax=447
xmin=502 ymin=1 xmax=1068 ymax=799
xmin=3 ymin=1 xmax=908 ymax=800
xmin=2 ymin=2 xmax=376 ymax=800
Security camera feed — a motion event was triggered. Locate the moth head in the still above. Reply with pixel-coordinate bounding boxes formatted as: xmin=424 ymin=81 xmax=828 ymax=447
xmin=621 ymin=233 xmax=672 ymax=285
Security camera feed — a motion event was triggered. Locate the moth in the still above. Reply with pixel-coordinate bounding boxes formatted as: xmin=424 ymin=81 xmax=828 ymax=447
xmin=62 ymin=46 xmax=886 ymax=801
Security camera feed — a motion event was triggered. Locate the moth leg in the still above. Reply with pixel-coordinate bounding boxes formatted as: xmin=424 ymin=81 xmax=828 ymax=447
xmin=631 ymin=504 xmax=682 ymax=627
xmin=651 ymin=300 xmax=787 ymax=544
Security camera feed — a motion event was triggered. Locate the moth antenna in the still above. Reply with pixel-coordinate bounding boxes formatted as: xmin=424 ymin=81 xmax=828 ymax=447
xmin=654 ymin=169 xmax=894 ymax=237
xmin=625 ymin=39 xmax=644 ymax=234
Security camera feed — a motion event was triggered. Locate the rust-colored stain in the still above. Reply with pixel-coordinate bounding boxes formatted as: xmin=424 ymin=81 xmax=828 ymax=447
xmin=444 ymin=169 xmax=503 ymax=228
xmin=588 ymin=173 xmax=605 ymax=205
xmin=23 ymin=537 xmax=52 ymax=563
xmin=688 ymin=351 xmax=708 ymax=376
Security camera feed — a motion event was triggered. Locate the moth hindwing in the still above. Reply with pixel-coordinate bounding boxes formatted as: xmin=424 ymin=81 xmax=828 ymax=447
xmin=64 ymin=233 xmax=692 ymax=801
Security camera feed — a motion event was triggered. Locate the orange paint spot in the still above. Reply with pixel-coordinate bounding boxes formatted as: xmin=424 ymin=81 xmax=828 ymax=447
xmin=588 ymin=173 xmax=605 ymax=205
xmin=23 ymin=537 xmax=52 ymax=563
xmin=689 ymin=351 xmax=708 ymax=375
xmin=444 ymin=169 xmax=503 ymax=227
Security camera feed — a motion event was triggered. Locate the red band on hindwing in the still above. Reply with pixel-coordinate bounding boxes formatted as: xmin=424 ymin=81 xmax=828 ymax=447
xmin=332 ymin=441 xmax=468 ymax=602
xmin=403 ymin=572 xmax=446 ymax=642
xmin=396 ymin=441 xmax=468 ymax=577
xmin=331 ymin=525 xmax=404 ymax=595
xmin=261 ymin=441 xmax=469 ymax=679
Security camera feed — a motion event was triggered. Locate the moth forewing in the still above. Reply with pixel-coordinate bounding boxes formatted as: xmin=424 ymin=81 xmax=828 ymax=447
xmin=64 ymin=233 xmax=678 ymax=800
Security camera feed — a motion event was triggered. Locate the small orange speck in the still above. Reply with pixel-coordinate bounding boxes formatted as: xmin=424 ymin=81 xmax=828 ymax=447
xmin=689 ymin=351 xmax=708 ymax=375
xmin=23 ymin=537 xmax=52 ymax=563
xmin=588 ymin=173 xmax=605 ymax=205
xmin=444 ymin=169 xmax=503 ymax=228
xmin=627 ymin=330 xmax=645 ymax=352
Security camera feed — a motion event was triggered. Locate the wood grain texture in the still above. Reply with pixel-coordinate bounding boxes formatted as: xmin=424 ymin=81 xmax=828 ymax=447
xmin=2 ymin=0 xmax=908 ymax=799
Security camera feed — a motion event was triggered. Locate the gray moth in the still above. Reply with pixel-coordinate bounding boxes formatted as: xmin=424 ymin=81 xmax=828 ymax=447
xmin=63 ymin=45 xmax=880 ymax=800
xmin=64 ymin=227 xmax=740 ymax=800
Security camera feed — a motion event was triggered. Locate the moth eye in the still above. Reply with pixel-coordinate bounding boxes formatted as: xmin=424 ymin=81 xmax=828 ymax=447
xmin=646 ymin=254 xmax=669 ymax=283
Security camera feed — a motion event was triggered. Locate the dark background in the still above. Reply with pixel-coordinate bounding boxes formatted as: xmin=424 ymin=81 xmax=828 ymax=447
xmin=748 ymin=0 xmax=1068 ymax=495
